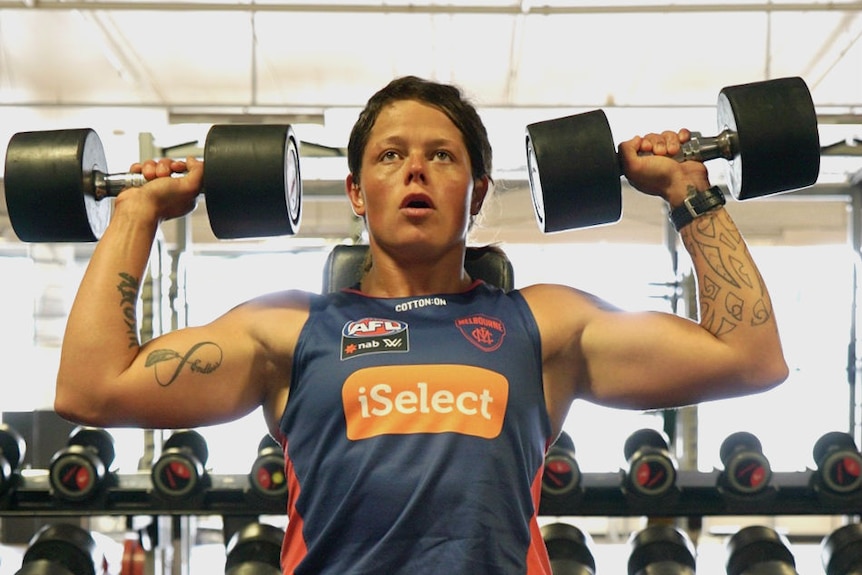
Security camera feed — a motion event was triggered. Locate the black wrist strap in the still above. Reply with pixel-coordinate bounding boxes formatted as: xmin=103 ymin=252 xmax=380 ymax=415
xmin=669 ymin=186 xmax=726 ymax=232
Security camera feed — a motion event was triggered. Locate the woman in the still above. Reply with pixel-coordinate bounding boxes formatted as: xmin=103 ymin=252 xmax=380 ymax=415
xmin=55 ymin=75 xmax=787 ymax=574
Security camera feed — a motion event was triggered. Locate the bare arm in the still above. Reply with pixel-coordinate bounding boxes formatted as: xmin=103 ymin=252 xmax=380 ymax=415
xmin=54 ymin=158 xmax=303 ymax=432
xmin=526 ymin=130 xmax=788 ymax=435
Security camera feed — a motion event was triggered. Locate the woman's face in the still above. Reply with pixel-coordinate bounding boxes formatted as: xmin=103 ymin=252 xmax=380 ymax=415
xmin=346 ymin=99 xmax=488 ymax=260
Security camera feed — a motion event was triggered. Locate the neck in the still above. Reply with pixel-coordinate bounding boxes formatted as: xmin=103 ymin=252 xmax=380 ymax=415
xmin=359 ymin=247 xmax=474 ymax=297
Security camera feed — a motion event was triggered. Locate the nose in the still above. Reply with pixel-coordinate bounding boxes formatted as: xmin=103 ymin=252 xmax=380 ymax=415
xmin=405 ymin=152 xmax=427 ymax=185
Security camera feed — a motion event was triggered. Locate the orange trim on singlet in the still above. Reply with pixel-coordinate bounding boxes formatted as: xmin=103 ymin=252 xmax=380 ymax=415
xmin=280 ymin=442 xmax=307 ymax=575
xmin=526 ymin=466 xmax=553 ymax=575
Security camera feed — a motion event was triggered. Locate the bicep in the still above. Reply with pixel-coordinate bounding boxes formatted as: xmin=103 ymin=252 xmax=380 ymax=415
xmin=578 ymin=309 xmax=741 ymax=408
xmin=110 ymin=314 xmax=274 ymax=429
xmin=526 ymin=283 xmax=739 ymax=415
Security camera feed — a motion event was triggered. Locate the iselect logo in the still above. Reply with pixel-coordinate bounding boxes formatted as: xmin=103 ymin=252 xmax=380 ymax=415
xmin=342 ymin=364 xmax=509 ymax=440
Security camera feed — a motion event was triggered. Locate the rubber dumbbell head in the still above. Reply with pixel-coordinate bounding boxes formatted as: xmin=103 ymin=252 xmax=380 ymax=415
xmin=225 ymin=522 xmax=285 ymax=575
xmin=543 ymin=431 xmax=581 ymax=497
xmin=18 ymin=523 xmax=103 ymax=575
xmin=541 ymin=522 xmax=595 ymax=575
xmin=628 ymin=524 xmax=696 ymax=575
xmin=249 ymin=434 xmax=287 ymax=499
xmin=151 ymin=429 xmax=209 ymax=499
xmin=726 ymin=525 xmax=798 ymax=575
xmin=813 ymin=431 xmax=862 ymax=495
xmin=821 ymin=523 xmax=862 ymax=575
xmin=0 ymin=423 xmax=26 ymax=495
xmin=624 ymin=428 xmax=677 ymax=497
xmin=719 ymin=431 xmax=772 ymax=496
xmin=49 ymin=426 xmax=115 ymax=501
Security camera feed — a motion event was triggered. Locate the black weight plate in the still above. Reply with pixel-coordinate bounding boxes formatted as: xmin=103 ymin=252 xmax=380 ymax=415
xmin=719 ymin=431 xmax=763 ymax=465
xmin=717 ymin=76 xmax=820 ymax=200
xmin=628 ymin=525 xmax=696 ymax=575
xmin=15 ymin=559 xmax=77 ymax=575
xmin=541 ymin=523 xmax=596 ymax=573
xmin=203 ymin=124 xmax=302 ymax=239
xmin=821 ymin=523 xmax=862 ymax=575
xmin=163 ymin=429 xmax=209 ymax=464
xmin=23 ymin=523 xmax=101 ymax=575
xmin=813 ymin=431 xmax=858 ymax=464
xmin=726 ymin=525 xmax=795 ymax=575
xmin=526 ymin=109 xmax=622 ymax=232
xmin=5 ymin=128 xmax=110 ymax=242
xmin=48 ymin=445 xmax=105 ymax=501
xmin=69 ymin=426 xmax=116 ymax=468
xmin=624 ymin=428 xmax=669 ymax=461
xmin=225 ymin=522 xmax=284 ymax=569
xmin=0 ymin=423 xmax=26 ymax=469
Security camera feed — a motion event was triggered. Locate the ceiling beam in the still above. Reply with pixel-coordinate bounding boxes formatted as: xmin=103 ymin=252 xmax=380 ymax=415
xmin=1 ymin=1 xmax=861 ymax=13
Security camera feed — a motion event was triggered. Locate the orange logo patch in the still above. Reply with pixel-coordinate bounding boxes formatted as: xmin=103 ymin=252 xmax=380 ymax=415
xmin=342 ymin=364 xmax=509 ymax=440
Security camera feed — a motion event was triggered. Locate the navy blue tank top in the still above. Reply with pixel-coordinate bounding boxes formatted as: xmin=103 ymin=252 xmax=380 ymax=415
xmin=278 ymin=281 xmax=553 ymax=574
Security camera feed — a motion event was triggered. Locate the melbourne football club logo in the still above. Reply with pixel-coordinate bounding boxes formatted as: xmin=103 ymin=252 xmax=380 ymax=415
xmin=341 ymin=318 xmax=409 ymax=360
xmin=455 ymin=314 xmax=506 ymax=352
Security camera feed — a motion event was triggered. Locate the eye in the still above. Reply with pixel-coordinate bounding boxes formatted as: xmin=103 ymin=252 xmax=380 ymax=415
xmin=380 ymin=150 xmax=401 ymax=162
xmin=433 ymin=150 xmax=454 ymax=161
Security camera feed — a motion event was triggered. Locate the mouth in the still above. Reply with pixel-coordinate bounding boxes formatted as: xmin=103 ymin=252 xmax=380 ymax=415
xmin=400 ymin=194 xmax=435 ymax=211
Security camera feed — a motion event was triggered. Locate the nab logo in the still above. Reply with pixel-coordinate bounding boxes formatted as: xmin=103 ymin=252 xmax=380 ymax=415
xmin=342 ymin=318 xmax=409 ymax=360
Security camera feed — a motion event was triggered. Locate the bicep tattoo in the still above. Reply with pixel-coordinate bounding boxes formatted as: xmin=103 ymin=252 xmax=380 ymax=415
xmin=145 ymin=342 xmax=224 ymax=387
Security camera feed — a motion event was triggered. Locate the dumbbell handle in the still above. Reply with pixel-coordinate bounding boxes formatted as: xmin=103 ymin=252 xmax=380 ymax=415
xmin=676 ymin=129 xmax=738 ymax=162
xmin=631 ymin=129 xmax=739 ymax=164
xmin=94 ymin=171 xmax=147 ymax=200
xmin=93 ymin=170 xmax=193 ymax=200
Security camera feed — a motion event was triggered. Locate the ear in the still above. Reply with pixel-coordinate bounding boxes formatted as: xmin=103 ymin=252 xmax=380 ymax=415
xmin=470 ymin=176 xmax=490 ymax=216
xmin=346 ymin=174 xmax=365 ymax=217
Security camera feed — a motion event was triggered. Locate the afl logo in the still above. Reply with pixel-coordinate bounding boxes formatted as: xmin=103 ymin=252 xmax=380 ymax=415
xmin=344 ymin=318 xmax=407 ymax=338
xmin=342 ymin=318 xmax=409 ymax=360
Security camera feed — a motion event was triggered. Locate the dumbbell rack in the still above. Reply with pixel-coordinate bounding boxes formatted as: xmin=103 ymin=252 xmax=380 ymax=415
xmin=0 ymin=472 xmax=285 ymax=517
xmin=539 ymin=469 xmax=862 ymax=517
xmin=0 ymin=469 xmax=858 ymax=517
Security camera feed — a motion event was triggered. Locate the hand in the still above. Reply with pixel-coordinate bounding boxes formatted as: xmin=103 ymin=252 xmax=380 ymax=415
xmin=123 ymin=156 xmax=204 ymax=222
xmin=618 ymin=129 xmax=711 ymax=207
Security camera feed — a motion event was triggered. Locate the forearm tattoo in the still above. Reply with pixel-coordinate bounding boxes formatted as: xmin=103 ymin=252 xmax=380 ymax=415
xmin=680 ymin=209 xmax=772 ymax=337
xmin=145 ymin=342 xmax=223 ymax=387
xmin=117 ymin=272 xmax=140 ymax=348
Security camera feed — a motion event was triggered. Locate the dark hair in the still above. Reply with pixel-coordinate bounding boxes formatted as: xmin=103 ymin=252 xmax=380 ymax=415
xmin=347 ymin=76 xmax=493 ymax=185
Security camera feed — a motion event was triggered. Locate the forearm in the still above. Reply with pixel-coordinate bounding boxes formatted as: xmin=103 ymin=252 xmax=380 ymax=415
xmin=55 ymin=199 xmax=160 ymax=418
xmin=680 ymin=205 xmax=788 ymax=385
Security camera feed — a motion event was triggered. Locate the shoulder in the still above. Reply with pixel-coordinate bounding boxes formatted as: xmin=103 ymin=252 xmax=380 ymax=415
xmin=519 ymin=283 xmax=620 ymax=314
xmin=518 ymin=283 xmax=620 ymax=345
xmin=218 ymin=289 xmax=315 ymax=349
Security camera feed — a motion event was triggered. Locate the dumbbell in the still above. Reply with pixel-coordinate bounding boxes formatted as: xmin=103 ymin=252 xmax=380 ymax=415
xmin=623 ymin=428 xmax=677 ymax=498
xmin=812 ymin=431 xmax=862 ymax=496
xmin=821 ymin=523 xmax=862 ymax=575
xmin=541 ymin=522 xmax=595 ymax=575
xmin=628 ymin=524 xmax=696 ymax=575
xmin=15 ymin=523 xmax=105 ymax=575
xmin=224 ymin=522 xmax=285 ymax=575
xmin=726 ymin=525 xmax=798 ymax=575
xmin=151 ymin=429 xmax=209 ymax=500
xmin=0 ymin=423 xmax=26 ymax=496
xmin=4 ymin=123 xmax=302 ymax=242
xmin=718 ymin=431 xmax=773 ymax=496
xmin=248 ymin=434 xmax=287 ymax=500
xmin=542 ymin=430 xmax=581 ymax=497
xmin=525 ymin=76 xmax=820 ymax=232
xmin=49 ymin=426 xmax=115 ymax=502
